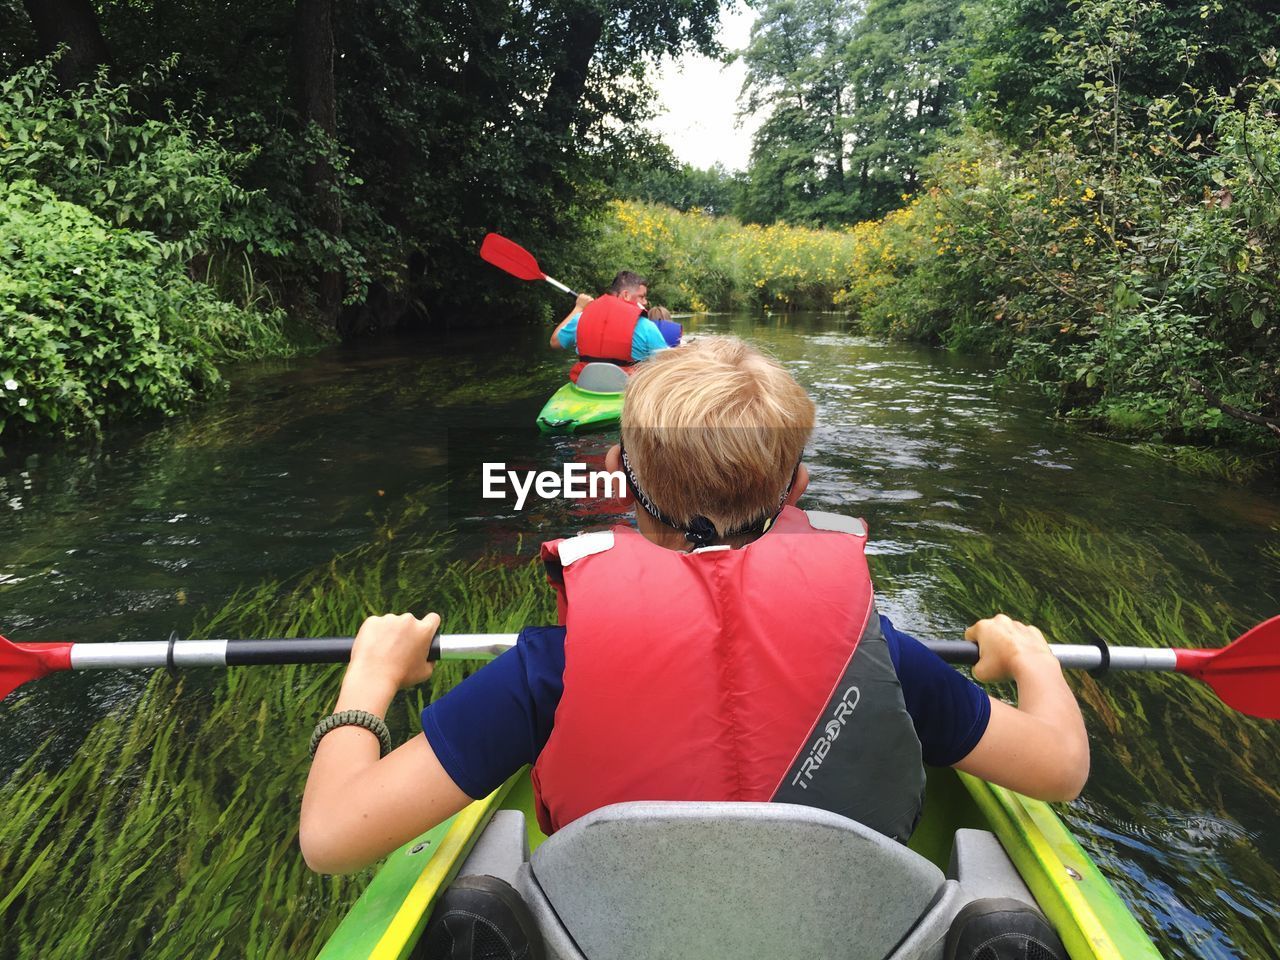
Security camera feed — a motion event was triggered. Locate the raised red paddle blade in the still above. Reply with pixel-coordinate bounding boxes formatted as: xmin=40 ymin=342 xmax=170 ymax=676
xmin=0 ymin=634 xmax=74 ymax=702
xmin=479 ymin=233 xmax=546 ymax=282
xmin=1175 ymin=615 xmax=1280 ymax=720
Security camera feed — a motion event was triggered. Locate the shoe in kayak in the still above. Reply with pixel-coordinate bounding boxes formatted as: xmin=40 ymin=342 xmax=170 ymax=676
xmin=314 ymin=766 xmax=1162 ymax=960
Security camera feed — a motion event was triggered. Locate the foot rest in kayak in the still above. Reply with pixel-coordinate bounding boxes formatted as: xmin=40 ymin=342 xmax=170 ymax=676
xmin=575 ymin=363 xmax=629 ymax=393
xmin=946 ymin=829 xmax=1036 ymax=906
xmin=455 ymin=810 xmax=530 ymax=888
xmin=515 ymin=801 xmax=968 ymax=960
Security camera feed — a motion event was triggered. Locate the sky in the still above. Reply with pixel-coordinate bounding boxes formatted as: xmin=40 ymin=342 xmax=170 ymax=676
xmin=646 ymin=5 xmax=761 ymax=172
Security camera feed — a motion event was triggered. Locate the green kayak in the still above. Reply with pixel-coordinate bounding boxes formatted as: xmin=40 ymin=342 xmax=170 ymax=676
xmin=315 ymin=766 xmax=1161 ymax=960
xmin=536 ymin=363 xmax=629 ymax=434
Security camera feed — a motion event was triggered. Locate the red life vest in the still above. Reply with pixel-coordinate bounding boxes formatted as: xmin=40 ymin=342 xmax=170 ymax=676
xmin=575 ymin=294 xmax=642 ymax=364
xmin=532 ymin=506 xmax=925 ymax=840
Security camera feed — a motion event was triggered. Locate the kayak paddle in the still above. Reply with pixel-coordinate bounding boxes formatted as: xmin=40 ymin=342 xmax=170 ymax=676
xmin=479 ymin=233 xmax=578 ymax=298
xmin=923 ymin=616 xmax=1280 ymax=720
xmin=3 ymin=619 xmax=1277 ymax=718
xmin=0 ymin=632 xmax=513 ymax=704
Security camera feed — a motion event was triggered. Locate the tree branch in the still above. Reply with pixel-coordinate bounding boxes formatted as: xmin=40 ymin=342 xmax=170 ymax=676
xmin=1188 ymin=377 xmax=1280 ymax=438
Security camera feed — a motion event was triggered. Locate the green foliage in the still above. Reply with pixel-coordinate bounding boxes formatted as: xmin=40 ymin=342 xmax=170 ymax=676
xmin=617 ymin=147 xmax=745 ymax=215
xmin=0 ymin=57 xmax=259 ymax=259
xmin=965 ymin=0 xmax=1280 ymax=138
xmin=0 ymin=180 xmax=290 ymax=438
xmin=84 ymin=0 xmax=727 ymax=326
xmin=586 ymin=200 xmax=863 ymax=311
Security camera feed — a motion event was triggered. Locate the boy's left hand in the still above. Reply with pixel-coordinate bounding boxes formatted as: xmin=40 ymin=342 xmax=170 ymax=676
xmin=964 ymin=614 xmax=1055 ymax=684
xmin=348 ymin=612 xmax=439 ymax=692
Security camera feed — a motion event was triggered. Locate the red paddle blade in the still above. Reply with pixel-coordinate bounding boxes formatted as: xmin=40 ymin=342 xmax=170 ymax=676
xmin=1175 ymin=615 xmax=1280 ymax=719
xmin=0 ymin=634 xmax=74 ymax=702
xmin=479 ymin=233 xmax=546 ymax=282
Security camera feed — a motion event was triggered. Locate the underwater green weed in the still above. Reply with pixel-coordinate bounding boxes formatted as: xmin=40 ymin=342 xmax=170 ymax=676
xmin=0 ymin=499 xmax=553 ymax=960
xmin=915 ymin=507 xmax=1280 ymax=959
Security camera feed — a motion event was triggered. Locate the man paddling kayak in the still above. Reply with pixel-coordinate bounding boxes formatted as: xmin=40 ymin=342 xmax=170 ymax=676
xmin=300 ymin=337 xmax=1089 ymax=876
xmin=549 ymin=270 xmax=670 ymax=382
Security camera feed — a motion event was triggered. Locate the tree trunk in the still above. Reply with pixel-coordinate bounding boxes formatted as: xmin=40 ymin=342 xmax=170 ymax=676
xmin=541 ymin=9 xmax=604 ymax=140
xmin=832 ymin=88 xmax=845 ymax=191
xmin=23 ymin=0 xmax=109 ymax=87
xmin=291 ymin=0 xmax=343 ymax=328
xmin=460 ymin=0 xmax=507 ymax=103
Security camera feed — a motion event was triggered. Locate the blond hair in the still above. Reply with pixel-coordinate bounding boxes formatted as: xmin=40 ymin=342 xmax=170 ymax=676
xmin=621 ymin=337 xmax=814 ymax=534
xmin=647 ymin=305 xmax=673 ymax=322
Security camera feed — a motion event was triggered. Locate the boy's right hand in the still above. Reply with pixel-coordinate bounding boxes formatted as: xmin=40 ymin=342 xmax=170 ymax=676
xmin=348 ymin=612 xmax=439 ymax=693
xmin=964 ymin=614 xmax=1057 ymax=683
xmin=574 ymin=293 xmax=593 ymax=311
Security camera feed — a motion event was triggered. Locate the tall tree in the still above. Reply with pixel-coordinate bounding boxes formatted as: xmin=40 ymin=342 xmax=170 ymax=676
xmin=738 ymin=0 xmax=966 ymax=224
xmin=739 ymin=0 xmax=858 ymax=224
xmin=290 ymin=0 xmax=342 ymax=325
xmin=845 ymin=0 xmax=966 ymax=204
xmin=21 ymin=0 xmax=108 ymax=86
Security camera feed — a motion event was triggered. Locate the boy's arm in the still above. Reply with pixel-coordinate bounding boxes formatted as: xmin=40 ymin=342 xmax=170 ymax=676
xmin=952 ymin=615 xmax=1090 ymax=802
xmin=550 ymin=293 xmax=593 ymax=348
xmin=299 ymin=613 xmax=471 ymax=875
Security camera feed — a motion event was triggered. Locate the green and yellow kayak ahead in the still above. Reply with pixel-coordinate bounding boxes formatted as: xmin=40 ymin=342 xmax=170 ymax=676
xmin=315 ymin=767 xmax=1161 ymax=960
xmin=536 ymin=363 xmax=631 ymax=434
xmin=535 ymin=381 xmax=624 ymax=434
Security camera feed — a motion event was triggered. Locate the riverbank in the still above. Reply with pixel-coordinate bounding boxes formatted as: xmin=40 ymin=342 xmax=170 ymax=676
xmin=0 ymin=62 xmax=323 ymax=443
xmin=587 ymin=188 xmax=1280 ymax=473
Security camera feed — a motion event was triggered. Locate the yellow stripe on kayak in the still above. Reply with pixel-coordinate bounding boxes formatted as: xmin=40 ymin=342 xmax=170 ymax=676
xmin=958 ymin=773 xmax=1161 ymax=960
xmin=367 ymin=786 xmax=513 ymax=960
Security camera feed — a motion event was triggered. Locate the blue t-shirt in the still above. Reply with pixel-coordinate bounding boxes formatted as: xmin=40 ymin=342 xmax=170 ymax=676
xmin=557 ymin=312 xmax=669 ymax=362
xmin=421 ymin=615 xmax=991 ymax=801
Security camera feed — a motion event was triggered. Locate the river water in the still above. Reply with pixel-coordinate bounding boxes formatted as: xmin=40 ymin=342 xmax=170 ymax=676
xmin=1 ymin=313 xmax=1277 ymax=958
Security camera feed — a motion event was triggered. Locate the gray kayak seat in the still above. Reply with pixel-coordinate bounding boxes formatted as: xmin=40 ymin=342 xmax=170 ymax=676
xmin=510 ymin=802 xmax=968 ymax=960
xmin=451 ymin=805 xmax=1045 ymax=960
xmin=576 ymin=363 xmax=629 ymax=393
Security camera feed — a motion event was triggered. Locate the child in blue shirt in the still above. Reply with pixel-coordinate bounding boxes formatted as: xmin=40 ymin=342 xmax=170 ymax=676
xmin=300 ymin=337 xmax=1088 ymax=874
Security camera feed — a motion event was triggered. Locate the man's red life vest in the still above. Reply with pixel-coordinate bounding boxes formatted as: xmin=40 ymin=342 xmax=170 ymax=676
xmin=533 ymin=506 xmax=925 ymax=840
xmin=575 ymin=295 xmax=642 ymax=365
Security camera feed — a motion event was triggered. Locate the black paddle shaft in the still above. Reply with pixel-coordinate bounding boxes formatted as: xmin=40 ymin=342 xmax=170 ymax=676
xmin=223 ymin=635 xmax=461 ymax=665
xmin=225 ymin=637 xmax=354 ymax=665
xmin=221 ymin=637 xmax=981 ymax=667
xmin=925 ymin=640 xmax=982 ymax=665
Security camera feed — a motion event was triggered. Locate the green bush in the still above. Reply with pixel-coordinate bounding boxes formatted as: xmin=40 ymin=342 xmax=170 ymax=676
xmin=839 ymin=0 xmax=1280 ymax=448
xmin=583 ymin=200 xmax=861 ymax=312
xmin=0 ymin=56 xmax=258 ymax=259
xmin=0 ymin=180 xmax=288 ymax=437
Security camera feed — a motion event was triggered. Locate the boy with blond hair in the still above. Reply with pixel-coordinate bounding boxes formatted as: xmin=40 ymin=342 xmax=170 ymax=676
xmin=301 ymin=337 xmax=1089 ymax=874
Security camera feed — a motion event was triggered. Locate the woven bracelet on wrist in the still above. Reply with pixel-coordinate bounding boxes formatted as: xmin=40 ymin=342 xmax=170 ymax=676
xmin=309 ymin=709 xmax=392 ymax=759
